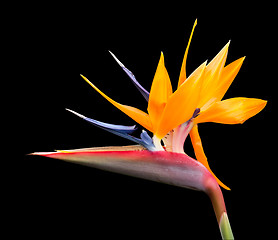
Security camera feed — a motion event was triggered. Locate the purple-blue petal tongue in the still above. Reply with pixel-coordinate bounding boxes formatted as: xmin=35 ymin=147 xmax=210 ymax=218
xmin=140 ymin=130 xmax=153 ymax=146
xmin=66 ymin=109 xmax=156 ymax=150
xmin=66 ymin=109 xmax=136 ymax=134
xmin=109 ymin=51 xmax=150 ymax=101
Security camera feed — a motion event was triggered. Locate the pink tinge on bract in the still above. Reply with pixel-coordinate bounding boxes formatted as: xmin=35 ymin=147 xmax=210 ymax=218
xmin=32 ymin=146 xmax=227 ymax=225
xmin=32 ymin=146 xmax=224 ymax=199
xmin=33 ymin=146 xmax=211 ymax=191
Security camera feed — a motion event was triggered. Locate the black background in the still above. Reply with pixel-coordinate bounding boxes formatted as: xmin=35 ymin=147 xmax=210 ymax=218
xmin=10 ymin=2 xmax=276 ymax=239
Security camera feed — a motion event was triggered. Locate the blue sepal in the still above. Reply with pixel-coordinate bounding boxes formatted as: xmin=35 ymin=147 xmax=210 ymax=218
xmin=109 ymin=51 xmax=149 ymax=101
xmin=66 ymin=109 xmax=156 ymax=151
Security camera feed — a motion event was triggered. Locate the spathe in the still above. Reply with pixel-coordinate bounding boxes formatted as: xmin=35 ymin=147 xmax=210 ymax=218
xmin=31 ymin=145 xmax=230 ymax=234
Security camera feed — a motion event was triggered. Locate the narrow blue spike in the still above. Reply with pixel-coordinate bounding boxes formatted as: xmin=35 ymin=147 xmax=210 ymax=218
xmin=66 ymin=109 xmax=156 ymax=150
xmin=108 ymin=51 xmax=150 ymax=101
xmin=66 ymin=109 xmax=137 ymax=134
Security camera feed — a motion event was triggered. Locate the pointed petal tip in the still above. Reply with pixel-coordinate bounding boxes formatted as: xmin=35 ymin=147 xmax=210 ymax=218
xmin=159 ymin=51 xmax=165 ymax=65
xmin=108 ymin=50 xmax=125 ymax=67
xmin=219 ymin=41 xmax=230 ymax=53
xmin=29 ymin=151 xmax=56 ymax=156
xmin=108 ymin=50 xmax=114 ymax=57
xmin=81 ymin=74 xmax=90 ymax=83
xmin=224 ymin=40 xmax=231 ymax=49
xmin=80 ymin=74 xmax=98 ymax=90
xmin=256 ymin=98 xmax=268 ymax=108
xmin=80 ymin=74 xmax=91 ymax=84
xmin=66 ymin=108 xmax=86 ymax=119
xmin=238 ymin=56 xmax=246 ymax=63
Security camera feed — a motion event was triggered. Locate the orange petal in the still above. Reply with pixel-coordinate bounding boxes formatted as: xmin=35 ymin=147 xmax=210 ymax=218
xmin=215 ymin=57 xmax=245 ymax=102
xmin=178 ymin=19 xmax=197 ymax=87
xmin=198 ymin=42 xmax=230 ymax=111
xmin=189 ymin=124 xmax=230 ymax=190
xmin=81 ymin=75 xmax=153 ymax=132
xmin=195 ymin=97 xmax=267 ymax=124
xmin=156 ymin=61 xmax=206 ymax=139
xmin=147 ymin=52 xmax=173 ymax=133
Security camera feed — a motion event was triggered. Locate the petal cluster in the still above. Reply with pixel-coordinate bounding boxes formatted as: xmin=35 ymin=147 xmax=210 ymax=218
xmin=33 ymin=21 xmax=267 ymax=239
xmin=76 ymin=20 xmax=266 ymax=190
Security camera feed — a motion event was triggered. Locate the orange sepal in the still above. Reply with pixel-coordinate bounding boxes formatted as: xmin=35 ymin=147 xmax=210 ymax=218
xmin=195 ymin=97 xmax=267 ymax=124
xmin=198 ymin=42 xmax=230 ymax=111
xmin=81 ymin=75 xmax=153 ymax=132
xmin=189 ymin=124 xmax=231 ymax=190
xmin=156 ymin=61 xmax=206 ymax=139
xmin=215 ymin=56 xmax=245 ymax=102
xmin=147 ymin=52 xmax=172 ymax=133
xmin=178 ymin=19 xmax=197 ymax=87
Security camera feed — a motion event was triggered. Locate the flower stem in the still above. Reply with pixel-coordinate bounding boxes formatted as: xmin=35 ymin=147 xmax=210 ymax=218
xmin=219 ymin=212 xmax=234 ymax=239
xmin=204 ymin=177 xmax=234 ymax=239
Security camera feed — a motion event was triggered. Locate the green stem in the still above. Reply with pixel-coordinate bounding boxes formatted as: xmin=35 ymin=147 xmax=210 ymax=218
xmin=219 ymin=212 xmax=234 ymax=239
xmin=204 ymin=178 xmax=234 ymax=239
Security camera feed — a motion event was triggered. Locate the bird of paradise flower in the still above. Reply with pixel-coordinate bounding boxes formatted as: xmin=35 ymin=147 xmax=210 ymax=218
xmin=32 ymin=20 xmax=267 ymax=239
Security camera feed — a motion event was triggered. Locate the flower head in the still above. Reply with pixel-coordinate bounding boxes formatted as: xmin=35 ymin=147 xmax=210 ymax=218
xmin=32 ymin=20 xmax=267 ymax=239
xmin=79 ymin=19 xmax=266 ymax=189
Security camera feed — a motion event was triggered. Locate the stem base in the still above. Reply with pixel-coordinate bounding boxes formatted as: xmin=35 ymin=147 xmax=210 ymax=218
xmin=219 ymin=212 xmax=234 ymax=240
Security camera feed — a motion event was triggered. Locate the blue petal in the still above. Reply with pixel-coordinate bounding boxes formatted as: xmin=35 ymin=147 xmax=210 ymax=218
xmin=66 ymin=109 xmax=137 ymax=134
xmin=66 ymin=109 xmax=156 ymax=150
xmin=140 ymin=130 xmax=153 ymax=146
xmin=109 ymin=51 xmax=149 ymax=101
